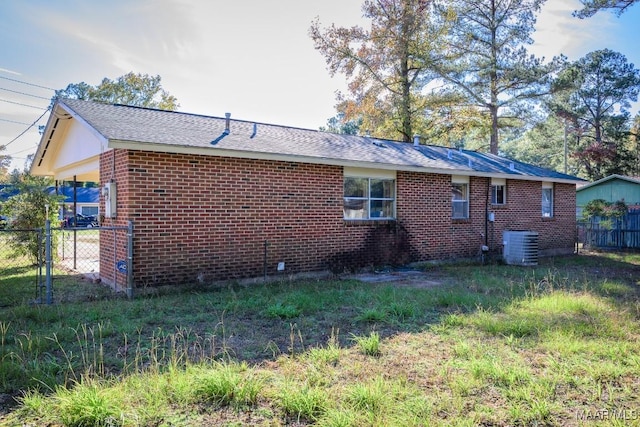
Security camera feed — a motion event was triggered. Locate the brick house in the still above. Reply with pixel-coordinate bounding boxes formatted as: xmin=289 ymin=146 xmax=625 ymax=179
xmin=32 ymin=99 xmax=582 ymax=291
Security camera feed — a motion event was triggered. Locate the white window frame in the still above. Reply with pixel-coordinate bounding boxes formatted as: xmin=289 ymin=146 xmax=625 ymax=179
xmin=452 ymin=175 xmax=469 ymax=219
xmin=491 ymin=178 xmax=506 ymax=205
xmin=344 ymin=168 xmax=396 ymax=220
xmin=81 ymin=206 xmax=99 ymax=216
xmin=542 ymin=182 xmax=554 ymax=218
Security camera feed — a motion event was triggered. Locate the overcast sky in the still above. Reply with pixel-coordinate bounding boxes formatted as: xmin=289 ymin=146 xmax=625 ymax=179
xmin=1 ymin=0 xmax=639 ymax=171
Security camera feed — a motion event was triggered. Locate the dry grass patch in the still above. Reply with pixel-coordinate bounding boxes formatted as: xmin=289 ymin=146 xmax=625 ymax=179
xmin=4 ymin=252 xmax=640 ymax=425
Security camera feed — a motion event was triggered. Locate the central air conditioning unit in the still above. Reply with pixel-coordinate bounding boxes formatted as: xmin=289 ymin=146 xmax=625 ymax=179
xmin=503 ymin=231 xmax=539 ymax=266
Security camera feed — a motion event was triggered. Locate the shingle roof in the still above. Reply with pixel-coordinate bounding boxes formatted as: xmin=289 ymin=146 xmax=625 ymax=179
xmin=60 ymin=98 xmax=583 ymax=183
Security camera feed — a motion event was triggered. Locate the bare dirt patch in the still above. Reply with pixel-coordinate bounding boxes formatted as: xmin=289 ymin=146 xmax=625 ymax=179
xmin=350 ymin=268 xmax=444 ymax=289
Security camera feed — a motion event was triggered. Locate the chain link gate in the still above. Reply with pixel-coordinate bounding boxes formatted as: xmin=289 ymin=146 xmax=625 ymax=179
xmin=0 ymin=221 xmax=133 ymax=304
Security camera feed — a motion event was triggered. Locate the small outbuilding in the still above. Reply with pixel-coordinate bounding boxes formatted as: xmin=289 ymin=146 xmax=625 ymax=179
xmin=577 ymin=174 xmax=640 ymax=215
xmin=31 ymin=99 xmax=583 ymax=291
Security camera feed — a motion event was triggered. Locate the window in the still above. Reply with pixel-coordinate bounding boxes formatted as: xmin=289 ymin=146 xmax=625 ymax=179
xmin=542 ymin=183 xmax=553 ymax=217
xmin=82 ymin=206 xmax=99 ymax=216
xmin=491 ymin=178 xmax=506 ymax=205
xmin=344 ymin=174 xmax=395 ymax=220
xmin=452 ymin=176 xmax=469 ymax=219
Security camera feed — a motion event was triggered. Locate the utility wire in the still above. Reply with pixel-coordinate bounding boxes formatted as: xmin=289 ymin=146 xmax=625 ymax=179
xmin=0 ymin=117 xmax=32 ymax=125
xmin=0 ymin=75 xmax=53 ymax=153
xmin=0 ymin=75 xmax=55 ymax=91
xmin=0 ymin=86 xmax=51 ymax=100
xmin=4 ymin=145 xmax=37 ymax=156
xmin=2 ymin=108 xmax=50 ymax=148
xmin=0 ymin=98 xmax=48 ymax=110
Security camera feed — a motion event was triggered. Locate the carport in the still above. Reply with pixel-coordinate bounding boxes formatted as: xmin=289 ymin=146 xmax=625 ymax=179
xmin=31 ymin=102 xmax=132 ymax=294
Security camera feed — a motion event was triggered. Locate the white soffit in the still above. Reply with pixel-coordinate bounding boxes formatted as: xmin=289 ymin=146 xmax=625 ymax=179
xmin=343 ymin=167 xmax=396 ymax=179
xmin=53 ymin=157 xmax=100 ymax=182
xmin=52 ymin=119 xmax=104 ymax=172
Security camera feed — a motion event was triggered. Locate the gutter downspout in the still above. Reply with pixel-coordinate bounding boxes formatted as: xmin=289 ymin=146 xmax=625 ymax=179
xmin=485 ymin=178 xmax=489 ymax=248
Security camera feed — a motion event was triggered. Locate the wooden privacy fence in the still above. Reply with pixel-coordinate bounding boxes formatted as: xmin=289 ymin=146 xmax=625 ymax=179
xmin=579 ymin=209 xmax=640 ymax=250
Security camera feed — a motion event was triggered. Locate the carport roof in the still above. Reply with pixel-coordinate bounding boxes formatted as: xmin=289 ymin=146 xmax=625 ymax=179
xmin=31 ymin=99 xmax=584 ymax=184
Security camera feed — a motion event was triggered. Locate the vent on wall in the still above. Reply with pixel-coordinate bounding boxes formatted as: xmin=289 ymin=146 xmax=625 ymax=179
xmin=503 ymin=231 xmax=539 ymax=266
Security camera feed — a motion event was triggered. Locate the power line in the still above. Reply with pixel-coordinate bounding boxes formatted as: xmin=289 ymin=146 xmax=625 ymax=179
xmin=0 ymin=86 xmax=51 ymax=100
xmin=0 ymin=75 xmax=55 ymax=91
xmin=4 ymin=145 xmax=37 ymax=156
xmin=2 ymin=108 xmax=50 ymax=148
xmin=0 ymin=97 xmax=48 ymax=110
xmin=0 ymin=117 xmax=32 ymax=125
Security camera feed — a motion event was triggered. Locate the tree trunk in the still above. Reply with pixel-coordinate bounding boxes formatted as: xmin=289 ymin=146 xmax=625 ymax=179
xmin=400 ymin=9 xmax=412 ymax=142
xmin=490 ymin=104 xmax=499 ymax=154
xmin=489 ymin=0 xmax=499 ymax=155
xmin=401 ymin=61 xmax=412 ymax=142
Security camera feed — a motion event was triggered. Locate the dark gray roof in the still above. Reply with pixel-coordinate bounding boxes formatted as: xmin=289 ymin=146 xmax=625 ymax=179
xmin=60 ymin=98 xmax=582 ymax=183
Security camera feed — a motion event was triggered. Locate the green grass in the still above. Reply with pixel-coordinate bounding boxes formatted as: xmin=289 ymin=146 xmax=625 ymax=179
xmin=193 ymin=361 xmax=263 ymax=408
xmin=351 ymin=331 xmax=382 ymax=357
xmin=266 ymin=302 xmax=302 ymax=319
xmin=2 ymin=251 xmax=640 ymax=425
xmin=276 ymin=382 xmax=329 ymax=422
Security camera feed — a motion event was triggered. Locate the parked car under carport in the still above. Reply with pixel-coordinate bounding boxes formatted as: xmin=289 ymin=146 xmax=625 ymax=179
xmin=62 ymin=214 xmax=98 ymax=228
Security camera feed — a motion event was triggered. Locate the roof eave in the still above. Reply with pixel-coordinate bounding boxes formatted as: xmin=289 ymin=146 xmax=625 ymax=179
xmin=30 ymin=108 xmax=62 ymax=176
xmin=109 ymin=139 xmax=583 ymax=185
xmin=31 ymin=101 xmax=108 ymax=178
xmin=576 ymin=174 xmax=640 ymax=192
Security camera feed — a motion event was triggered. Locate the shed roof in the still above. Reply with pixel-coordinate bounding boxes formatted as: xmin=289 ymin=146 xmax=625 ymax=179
xmin=31 ymin=99 xmax=584 ymax=184
xmin=576 ymin=174 xmax=640 ymax=192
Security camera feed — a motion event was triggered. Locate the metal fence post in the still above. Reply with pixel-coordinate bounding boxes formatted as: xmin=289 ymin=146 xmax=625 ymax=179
xmin=126 ymin=220 xmax=134 ymax=299
xmin=37 ymin=229 xmax=44 ymax=302
xmin=45 ymin=219 xmax=53 ymax=305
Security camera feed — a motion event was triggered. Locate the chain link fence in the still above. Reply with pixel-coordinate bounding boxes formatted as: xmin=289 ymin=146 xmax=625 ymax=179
xmin=0 ymin=221 xmax=133 ymax=304
xmin=0 ymin=228 xmax=45 ymax=304
xmin=55 ymin=228 xmax=101 ymax=280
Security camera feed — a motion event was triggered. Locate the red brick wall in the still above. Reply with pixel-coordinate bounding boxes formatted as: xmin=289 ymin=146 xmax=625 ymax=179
xmin=99 ymin=150 xmax=576 ymax=287
xmin=488 ymin=179 xmax=576 ymax=254
xmin=396 ymin=172 xmax=576 ymax=260
xmin=98 ymin=149 xmax=131 ymax=291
